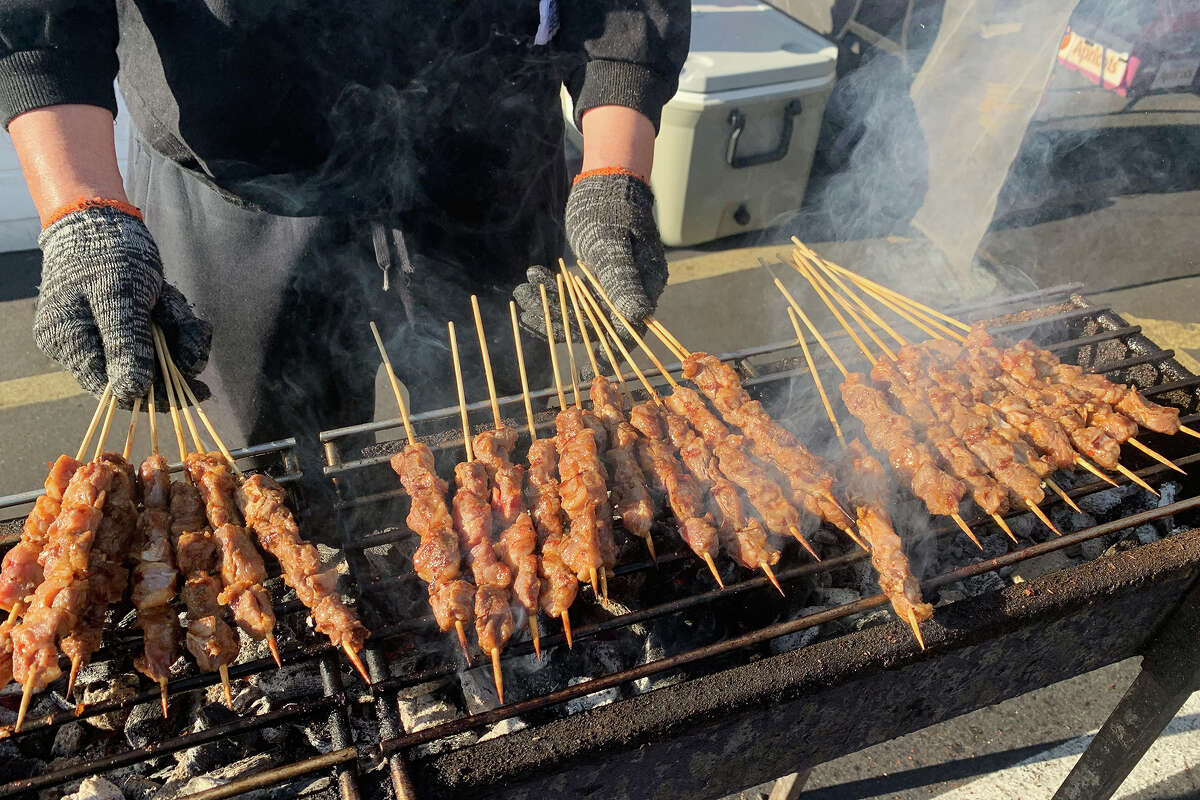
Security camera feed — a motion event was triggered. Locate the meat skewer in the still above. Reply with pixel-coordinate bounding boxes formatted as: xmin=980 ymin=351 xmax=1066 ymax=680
xmin=574 ymin=271 xmax=831 ymax=570
xmin=153 ymin=335 xmax=239 ymax=706
xmin=811 ymin=247 xmax=1197 ymax=447
xmin=569 ymin=276 xmax=735 ymax=581
xmin=132 ymin=389 xmax=183 ymax=717
xmin=548 ymin=278 xmax=616 ymax=601
xmin=9 ymin=384 xmax=127 ymax=728
xmin=449 ymin=320 xmax=512 ymax=703
xmin=372 ymin=321 xmax=475 ymax=663
xmin=470 ymin=294 xmax=542 ymax=658
xmin=510 ymin=300 xmax=577 ymax=648
xmin=561 ymin=268 xmax=658 ymax=562
xmin=843 ymin=440 xmax=933 ymax=646
xmin=0 ymin=454 xmax=81 ymax=691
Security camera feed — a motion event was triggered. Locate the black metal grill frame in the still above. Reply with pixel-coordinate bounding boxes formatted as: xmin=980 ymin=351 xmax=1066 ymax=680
xmin=3 ymin=282 xmax=1200 ymax=800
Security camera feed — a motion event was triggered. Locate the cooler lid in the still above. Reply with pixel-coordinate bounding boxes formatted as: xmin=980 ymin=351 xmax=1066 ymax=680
xmin=678 ymin=2 xmax=838 ymax=94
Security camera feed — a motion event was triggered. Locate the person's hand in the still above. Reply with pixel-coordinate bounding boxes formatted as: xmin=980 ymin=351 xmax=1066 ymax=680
xmin=513 ymin=167 xmax=668 ymax=341
xmin=34 ymin=200 xmax=212 ymax=406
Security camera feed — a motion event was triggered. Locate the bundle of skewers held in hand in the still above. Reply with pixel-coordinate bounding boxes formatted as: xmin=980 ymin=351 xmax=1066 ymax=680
xmin=770 ymin=238 xmax=1190 ymax=570
xmin=0 ymin=328 xmax=369 ymax=732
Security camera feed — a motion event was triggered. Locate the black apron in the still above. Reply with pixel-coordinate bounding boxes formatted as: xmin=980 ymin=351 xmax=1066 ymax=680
xmin=124 ymin=47 xmax=566 ymax=501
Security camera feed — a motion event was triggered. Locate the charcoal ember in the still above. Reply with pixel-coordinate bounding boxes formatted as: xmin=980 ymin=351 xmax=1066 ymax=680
xmin=936 ymin=588 xmax=967 ymax=606
xmin=478 ymin=715 xmax=527 ymax=742
xmin=1134 ymin=524 xmax=1160 ymax=545
xmin=163 ymin=754 xmax=276 ymax=800
xmin=768 ymin=607 xmax=826 ymax=653
xmin=115 ymin=774 xmax=161 ymax=800
xmin=231 ymin=685 xmax=267 ymax=714
xmin=565 ymin=675 xmax=619 ymax=715
xmin=83 ymin=674 xmax=140 ymax=731
xmin=52 ymin=721 xmax=87 ymax=758
xmin=62 ymin=776 xmax=123 ymax=800
xmin=126 ymin=697 xmax=180 ymax=750
xmin=397 ymin=680 xmax=459 ymax=733
xmin=963 ymin=569 xmax=1006 ymax=595
xmin=853 ymin=607 xmax=894 ymax=631
xmin=1080 ymin=535 xmax=1108 ymax=561
xmin=1078 ymin=486 xmax=1132 ymax=516
xmin=170 ymin=705 xmax=243 ymax=781
xmin=248 ymin=661 xmax=322 ymax=701
xmin=813 ymin=587 xmax=860 ymax=607
xmin=1050 ymin=507 xmax=1097 ymax=536
xmin=0 ymin=740 xmax=42 ymax=781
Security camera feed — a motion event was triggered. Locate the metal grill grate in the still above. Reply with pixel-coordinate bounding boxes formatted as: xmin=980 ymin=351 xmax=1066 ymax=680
xmin=3 ymin=283 xmax=1200 ymax=800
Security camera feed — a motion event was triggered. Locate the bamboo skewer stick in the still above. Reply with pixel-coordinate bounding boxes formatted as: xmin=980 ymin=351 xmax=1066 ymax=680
xmin=561 ymin=264 xmax=602 ymax=383
xmin=556 ymin=274 xmax=582 ymax=409
xmin=470 ymin=298 xmax=541 ymax=658
xmin=646 ymin=316 xmax=690 ymax=357
xmin=1116 ymin=463 xmax=1158 ymax=496
xmin=162 ymin=356 xmax=241 ymax=476
xmin=785 ymin=307 xmax=845 ymax=446
xmin=1128 ymin=438 xmax=1187 ymax=475
xmin=470 ymin=296 xmax=503 ymax=430
xmin=806 ymin=255 xmax=909 ymax=352
xmin=569 ymin=277 xmax=661 ymax=403
xmin=538 ymin=285 xmax=568 ymax=411
xmin=1179 ymin=424 xmax=1200 ymax=440
xmin=509 ymin=303 xmax=538 ymax=442
xmin=1076 ymin=456 xmax=1120 ymax=487
xmin=370 ymin=321 xmax=418 ymax=446
xmin=793 ymin=238 xmax=971 ymax=332
xmin=151 ymin=383 xmax=167 ymax=717
xmin=122 ymin=395 xmax=143 ymax=461
xmin=792 ymin=256 xmax=897 ymax=359
xmin=93 ymin=392 xmax=120 ymax=461
xmin=581 ymin=281 xmax=631 ymax=393
xmin=791 ymin=254 xmax=883 ymax=363
xmin=1045 ymin=478 xmax=1083 ymax=514
xmin=76 ymin=383 xmax=115 ymax=462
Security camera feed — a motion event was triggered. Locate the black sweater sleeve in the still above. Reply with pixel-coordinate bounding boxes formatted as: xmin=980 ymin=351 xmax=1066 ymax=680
xmin=559 ymin=0 xmax=691 ymax=132
xmin=0 ymin=0 xmax=119 ymax=128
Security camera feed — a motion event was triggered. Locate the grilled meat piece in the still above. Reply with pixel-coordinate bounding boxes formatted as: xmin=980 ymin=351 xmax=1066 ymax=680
xmin=188 ymin=453 xmax=277 ymax=643
xmin=0 ymin=455 xmax=81 ymax=612
xmin=555 ymin=407 xmax=616 ymax=580
xmin=590 ymin=376 xmax=656 ymax=541
xmin=629 ymin=402 xmax=720 ymax=559
xmin=170 ymin=481 xmax=238 ymax=672
xmin=452 ymin=461 xmax=514 ymax=653
xmin=474 ymin=425 xmax=541 ymax=622
xmin=840 ymin=373 xmax=966 ymax=517
xmin=525 ymin=438 xmax=578 ymax=617
xmin=132 ymin=454 xmax=181 ymax=683
xmin=844 ymin=440 xmax=933 ymax=623
xmin=11 ymin=460 xmax=116 ymax=691
xmin=237 ymin=473 xmax=368 ymax=651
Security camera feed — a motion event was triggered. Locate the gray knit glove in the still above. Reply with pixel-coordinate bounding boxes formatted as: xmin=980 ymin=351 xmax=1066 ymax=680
xmin=514 ymin=169 xmax=668 ymax=341
xmin=34 ymin=202 xmax=212 ymax=405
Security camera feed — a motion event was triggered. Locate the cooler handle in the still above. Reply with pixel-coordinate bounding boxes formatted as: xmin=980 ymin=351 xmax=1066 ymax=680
xmin=725 ymin=99 xmax=804 ymax=169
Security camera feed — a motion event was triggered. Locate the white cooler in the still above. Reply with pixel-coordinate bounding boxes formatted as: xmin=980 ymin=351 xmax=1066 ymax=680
xmin=564 ymin=1 xmax=838 ymax=247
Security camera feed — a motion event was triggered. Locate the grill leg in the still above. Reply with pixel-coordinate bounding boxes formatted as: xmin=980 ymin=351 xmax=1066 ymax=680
xmin=767 ymin=770 xmax=811 ymax=800
xmin=1052 ymin=576 xmax=1200 ymax=800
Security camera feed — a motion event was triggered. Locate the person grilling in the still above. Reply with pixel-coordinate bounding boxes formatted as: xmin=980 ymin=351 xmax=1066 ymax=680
xmin=0 ymin=2 xmax=689 ymax=487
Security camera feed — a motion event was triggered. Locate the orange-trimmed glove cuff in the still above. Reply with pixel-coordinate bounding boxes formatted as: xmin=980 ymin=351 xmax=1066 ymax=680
xmin=43 ymin=197 xmax=143 ymax=229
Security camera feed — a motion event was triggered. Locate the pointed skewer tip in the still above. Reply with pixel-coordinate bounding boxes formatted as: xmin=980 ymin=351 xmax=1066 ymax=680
xmin=906 ymin=608 xmax=926 ymax=650
xmin=951 ymin=514 xmax=983 ymax=550
xmin=760 ymin=562 xmax=785 ymax=596
xmin=644 ymin=533 xmax=658 ymax=564
xmin=491 ymin=648 xmax=505 ymax=705
xmin=529 ymin=617 xmax=542 ymax=661
xmin=15 ymin=676 xmax=35 ymax=732
xmin=267 ymin=634 xmax=282 ymax=668
xmin=1026 ymin=501 xmax=1062 ymax=537
xmin=991 ymin=513 xmax=1018 ymax=543
xmin=1117 ymin=464 xmax=1159 ymax=497
xmin=218 ymin=664 xmax=233 ymax=709
xmin=455 ymin=621 xmax=472 ymax=666
xmin=790 ymin=525 xmax=822 ymax=561
xmin=1128 ymin=438 xmax=1187 ymax=475
xmin=1178 ymin=423 xmax=1200 ymax=440
xmin=343 ymin=642 xmax=371 ymax=684
xmin=702 ymin=553 xmax=725 ymax=589
xmin=159 ymin=678 xmax=169 ymax=719
xmin=66 ymin=657 xmax=81 ymax=699
xmin=561 ymin=611 xmax=574 ymax=650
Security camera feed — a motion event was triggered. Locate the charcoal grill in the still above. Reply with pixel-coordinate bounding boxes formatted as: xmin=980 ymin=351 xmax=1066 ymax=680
xmin=2 ymin=282 xmax=1200 ymax=800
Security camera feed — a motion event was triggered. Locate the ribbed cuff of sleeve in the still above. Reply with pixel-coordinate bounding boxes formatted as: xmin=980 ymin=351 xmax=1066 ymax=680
xmin=0 ymin=49 xmax=119 ymax=129
xmin=572 ymin=60 xmax=678 ymax=133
